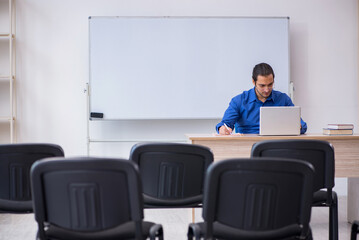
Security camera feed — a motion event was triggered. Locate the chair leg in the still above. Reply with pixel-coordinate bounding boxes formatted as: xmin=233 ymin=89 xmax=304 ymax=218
xmin=306 ymin=227 xmax=313 ymax=240
xmin=188 ymin=223 xmax=202 ymax=240
xmin=351 ymin=221 xmax=359 ymax=240
xmin=187 ymin=226 xmax=194 ymax=240
xmin=36 ymin=224 xmax=47 ymax=240
xmin=159 ymin=232 xmax=164 ymax=240
xmin=149 ymin=224 xmax=163 ymax=240
xmin=329 ymin=192 xmax=338 ymax=240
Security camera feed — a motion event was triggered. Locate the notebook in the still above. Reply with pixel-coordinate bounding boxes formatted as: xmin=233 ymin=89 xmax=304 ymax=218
xmin=259 ymin=106 xmax=301 ymax=136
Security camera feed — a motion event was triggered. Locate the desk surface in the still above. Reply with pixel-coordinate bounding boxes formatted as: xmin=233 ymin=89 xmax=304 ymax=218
xmin=187 ymin=133 xmax=359 ymax=178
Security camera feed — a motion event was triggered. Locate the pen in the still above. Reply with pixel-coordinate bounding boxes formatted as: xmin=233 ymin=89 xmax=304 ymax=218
xmin=223 ymin=123 xmax=232 ymax=134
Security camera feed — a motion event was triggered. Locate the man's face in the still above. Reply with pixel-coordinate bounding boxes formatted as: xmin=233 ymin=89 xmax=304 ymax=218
xmin=253 ymin=74 xmax=274 ymax=100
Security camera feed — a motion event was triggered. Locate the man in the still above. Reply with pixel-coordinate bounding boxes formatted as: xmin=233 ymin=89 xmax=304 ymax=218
xmin=216 ymin=63 xmax=307 ymax=135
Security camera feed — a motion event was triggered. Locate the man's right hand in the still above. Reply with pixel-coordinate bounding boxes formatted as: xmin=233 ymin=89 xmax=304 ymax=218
xmin=219 ymin=125 xmax=232 ymax=135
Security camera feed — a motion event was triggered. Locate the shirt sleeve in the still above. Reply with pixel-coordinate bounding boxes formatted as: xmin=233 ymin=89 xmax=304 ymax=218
xmin=300 ymin=118 xmax=307 ymax=134
xmin=283 ymin=94 xmax=295 ymax=106
xmin=216 ymin=96 xmax=241 ymax=133
xmin=281 ymin=93 xmax=307 ymax=134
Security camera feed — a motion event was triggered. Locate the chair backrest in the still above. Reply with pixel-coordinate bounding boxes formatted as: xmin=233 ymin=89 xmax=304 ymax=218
xmin=251 ymin=139 xmax=335 ymax=192
xmin=0 ymin=143 xmax=64 ymax=212
xmin=30 ymin=157 xmax=145 ymax=239
xmin=129 ymin=142 xmax=213 ymax=207
xmin=202 ymin=158 xmax=314 ymax=239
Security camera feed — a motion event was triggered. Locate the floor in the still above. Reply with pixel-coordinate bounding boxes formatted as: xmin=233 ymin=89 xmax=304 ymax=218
xmin=0 ymin=196 xmax=353 ymax=240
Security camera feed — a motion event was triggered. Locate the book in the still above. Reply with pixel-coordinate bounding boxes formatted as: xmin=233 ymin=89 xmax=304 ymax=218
xmin=326 ymin=124 xmax=354 ymax=130
xmin=323 ymin=128 xmax=353 ymax=135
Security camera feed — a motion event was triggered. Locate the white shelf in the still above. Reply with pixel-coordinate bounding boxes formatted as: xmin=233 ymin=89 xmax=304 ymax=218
xmin=0 ymin=33 xmax=14 ymax=39
xmin=0 ymin=117 xmax=12 ymax=122
xmin=0 ymin=0 xmax=16 ymax=143
xmin=0 ymin=76 xmax=11 ymax=81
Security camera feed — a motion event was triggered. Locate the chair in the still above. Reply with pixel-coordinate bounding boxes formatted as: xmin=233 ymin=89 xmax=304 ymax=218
xmin=351 ymin=220 xmax=359 ymax=240
xmin=251 ymin=139 xmax=338 ymax=240
xmin=0 ymin=143 xmax=64 ymax=213
xmin=187 ymin=158 xmax=315 ymax=240
xmin=30 ymin=157 xmax=163 ymax=240
xmin=129 ymin=143 xmax=213 ymax=209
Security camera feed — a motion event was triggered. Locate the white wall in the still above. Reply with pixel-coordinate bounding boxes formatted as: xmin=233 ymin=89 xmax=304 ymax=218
xmin=15 ymin=0 xmax=358 ymax=195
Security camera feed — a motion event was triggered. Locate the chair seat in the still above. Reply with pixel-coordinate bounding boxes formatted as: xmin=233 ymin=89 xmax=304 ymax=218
xmin=45 ymin=221 xmax=161 ymax=240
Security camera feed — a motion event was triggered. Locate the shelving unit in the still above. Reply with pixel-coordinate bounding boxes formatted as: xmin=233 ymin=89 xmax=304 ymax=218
xmin=0 ymin=0 xmax=16 ymax=143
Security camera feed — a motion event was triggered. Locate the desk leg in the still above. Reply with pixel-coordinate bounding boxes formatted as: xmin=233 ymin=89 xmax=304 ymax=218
xmin=348 ymin=178 xmax=359 ymax=223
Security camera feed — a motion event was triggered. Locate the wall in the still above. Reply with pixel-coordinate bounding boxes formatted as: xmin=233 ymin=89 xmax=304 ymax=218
xmin=15 ymin=0 xmax=358 ymax=195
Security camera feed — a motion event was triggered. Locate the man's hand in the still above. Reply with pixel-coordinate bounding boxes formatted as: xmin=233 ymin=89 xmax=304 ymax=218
xmin=219 ymin=125 xmax=232 ymax=135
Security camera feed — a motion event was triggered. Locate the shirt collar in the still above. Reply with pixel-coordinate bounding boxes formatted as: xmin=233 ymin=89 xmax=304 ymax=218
xmin=249 ymin=87 xmax=275 ymax=103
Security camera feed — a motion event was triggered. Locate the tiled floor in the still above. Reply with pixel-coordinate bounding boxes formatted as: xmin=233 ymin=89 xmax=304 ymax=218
xmin=0 ymin=196 xmax=353 ymax=240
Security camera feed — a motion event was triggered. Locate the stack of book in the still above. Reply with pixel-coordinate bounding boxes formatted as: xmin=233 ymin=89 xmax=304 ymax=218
xmin=323 ymin=124 xmax=354 ymax=135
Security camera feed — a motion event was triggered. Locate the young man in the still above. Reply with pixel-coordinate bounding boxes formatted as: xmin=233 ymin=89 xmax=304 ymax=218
xmin=216 ymin=63 xmax=307 ymax=135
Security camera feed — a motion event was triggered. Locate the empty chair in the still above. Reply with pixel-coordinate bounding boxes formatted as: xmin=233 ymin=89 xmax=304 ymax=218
xmin=351 ymin=221 xmax=359 ymax=240
xmin=30 ymin=157 xmax=163 ymax=240
xmin=0 ymin=143 xmax=64 ymax=213
xmin=129 ymin=143 xmax=213 ymax=208
xmin=251 ymin=139 xmax=338 ymax=240
xmin=187 ymin=158 xmax=315 ymax=240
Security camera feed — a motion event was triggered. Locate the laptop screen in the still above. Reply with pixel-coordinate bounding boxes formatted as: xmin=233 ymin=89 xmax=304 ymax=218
xmin=259 ymin=106 xmax=301 ymax=136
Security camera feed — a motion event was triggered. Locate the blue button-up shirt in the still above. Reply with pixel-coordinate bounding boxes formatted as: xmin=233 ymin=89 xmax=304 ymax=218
xmin=216 ymin=87 xmax=307 ymax=134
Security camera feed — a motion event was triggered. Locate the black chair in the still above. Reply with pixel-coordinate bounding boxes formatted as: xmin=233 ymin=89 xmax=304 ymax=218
xmin=30 ymin=157 xmax=163 ymax=240
xmin=351 ymin=220 xmax=359 ymax=240
xmin=251 ymin=139 xmax=338 ymax=240
xmin=187 ymin=158 xmax=315 ymax=240
xmin=129 ymin=143 xmax=213 ymax=208
xmin=0 ymin=143 xmax=64 ymax=213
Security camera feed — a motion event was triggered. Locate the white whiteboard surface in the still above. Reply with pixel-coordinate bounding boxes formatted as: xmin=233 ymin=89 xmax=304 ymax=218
xmin=89 ymin=17 xmax=289 ymax=119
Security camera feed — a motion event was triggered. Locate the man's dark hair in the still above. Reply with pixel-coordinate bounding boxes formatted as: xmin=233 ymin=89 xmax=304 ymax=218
xmin=252 ymin=63 xmax=275 ymax=82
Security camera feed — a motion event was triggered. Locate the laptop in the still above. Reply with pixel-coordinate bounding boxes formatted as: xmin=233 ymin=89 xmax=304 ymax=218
xmin=259 ymin=106 xmax=301 ymax=136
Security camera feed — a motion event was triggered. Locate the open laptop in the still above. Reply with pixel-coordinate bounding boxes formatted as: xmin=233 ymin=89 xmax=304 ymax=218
xmin=259 ymin=106 xmax=301 ymax=136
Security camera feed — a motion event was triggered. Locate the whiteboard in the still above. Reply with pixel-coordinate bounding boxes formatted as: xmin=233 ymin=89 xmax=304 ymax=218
xmin=89 ymin=17 xmax=290 ymax=119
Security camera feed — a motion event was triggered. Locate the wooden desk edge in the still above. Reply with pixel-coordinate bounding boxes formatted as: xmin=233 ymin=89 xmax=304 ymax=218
xmin=186 ymin=133 xmax=359 ymax=178
xmin=186 ymin=133 xmax=359 ymax=142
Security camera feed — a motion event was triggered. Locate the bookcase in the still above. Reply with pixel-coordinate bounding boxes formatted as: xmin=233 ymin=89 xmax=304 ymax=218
xmin=0 ymin=0 xmax=16 ymax=143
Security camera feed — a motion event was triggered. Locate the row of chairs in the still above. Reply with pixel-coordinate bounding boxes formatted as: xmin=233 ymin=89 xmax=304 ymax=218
xmin=0 ymin=140 xmax=351 ymax=239
xmin=131 ymin=140 xmax=338 ymax=239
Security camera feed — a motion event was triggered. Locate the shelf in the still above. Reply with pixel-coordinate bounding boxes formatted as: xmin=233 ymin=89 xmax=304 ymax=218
xmin=0 ymin=76 xmax=11 ymax=80
xmin=0 ymin=116 xmax=12 ymax=122
xmin=0 ymin=33 xmax=14 ymax=40
xmin=0 ymin=0 xmax=16 ymax=143
xmin=0 ymin=76 xmax=14 ymax=84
